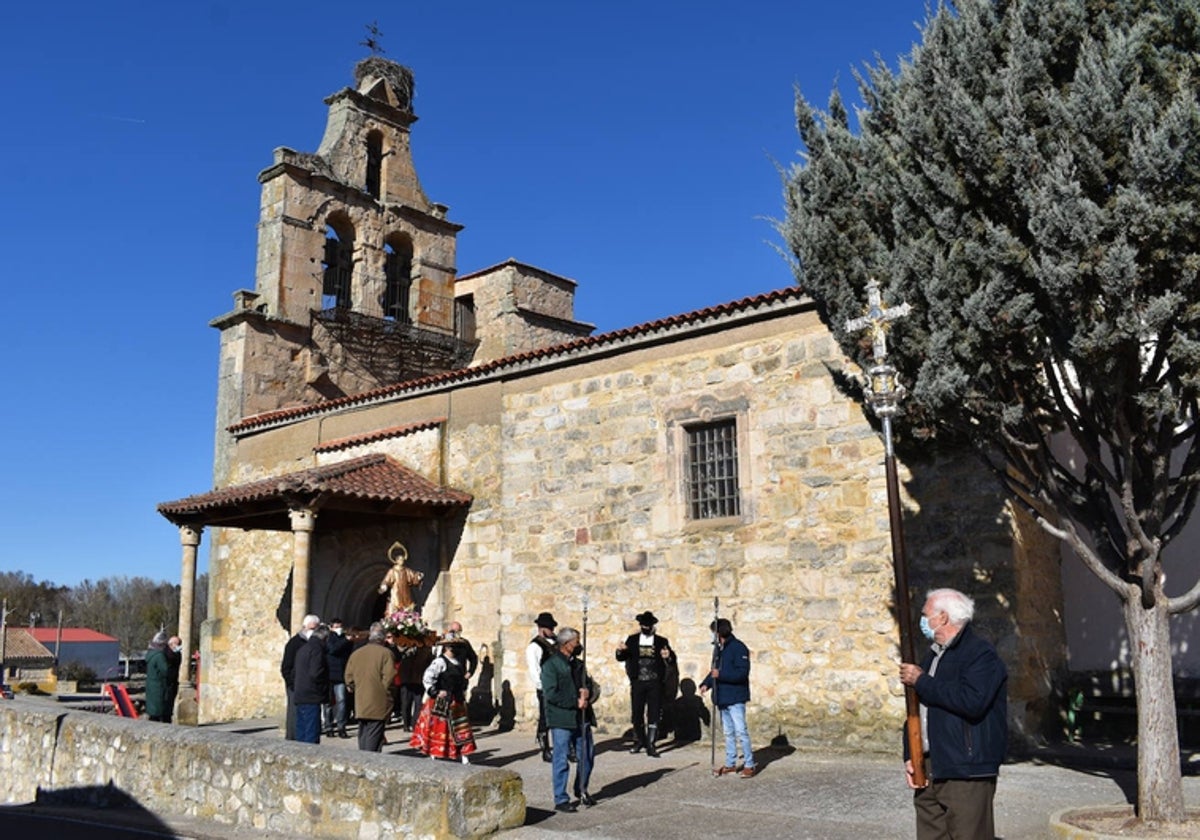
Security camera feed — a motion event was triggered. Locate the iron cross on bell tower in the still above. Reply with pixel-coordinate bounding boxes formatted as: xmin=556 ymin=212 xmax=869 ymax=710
xmin=844 ymin=278 xmax=928 ymax=788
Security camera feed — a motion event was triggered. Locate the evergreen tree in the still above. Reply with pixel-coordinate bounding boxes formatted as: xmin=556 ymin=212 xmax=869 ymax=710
xmin=781 ymin=0 xmax=1200 ymax=824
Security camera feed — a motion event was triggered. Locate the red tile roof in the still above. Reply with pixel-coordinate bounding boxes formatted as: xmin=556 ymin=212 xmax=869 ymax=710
xmin=157 ymin=454 xmax=472 ymax=528
xmin=231 ymin=286 xmax=808 ymax=434
xmin=28 ymin=628 xmax=118 ymax=644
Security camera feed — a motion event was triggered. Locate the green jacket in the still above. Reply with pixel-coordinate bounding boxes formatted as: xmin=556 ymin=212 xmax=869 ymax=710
xmin=540 ymin=650 xmax=580 ymax=730
xmin=144 ymin=647 xmax=170 ymax=719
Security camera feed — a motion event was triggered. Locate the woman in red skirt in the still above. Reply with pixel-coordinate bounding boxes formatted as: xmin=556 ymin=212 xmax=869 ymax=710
xmin=410 ymin=638 xmax=477 ymax=763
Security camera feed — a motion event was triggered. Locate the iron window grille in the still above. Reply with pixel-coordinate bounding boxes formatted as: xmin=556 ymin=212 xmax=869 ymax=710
xmin=686 ymin=419 xmax=741 ymax=519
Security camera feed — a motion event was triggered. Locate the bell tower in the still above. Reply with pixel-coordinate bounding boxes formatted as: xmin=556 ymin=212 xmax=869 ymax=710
xmin=211 ymin=56 xmax=477 ymax=480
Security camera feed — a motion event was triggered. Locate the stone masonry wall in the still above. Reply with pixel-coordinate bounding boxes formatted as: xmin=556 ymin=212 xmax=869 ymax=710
xmin=200 ymin=303 xmax=1057 ymax=751
xmin=0 ymin=699 xmax=523 ymax=840
xmin=468 ymin=316 xmax=910 ymax=751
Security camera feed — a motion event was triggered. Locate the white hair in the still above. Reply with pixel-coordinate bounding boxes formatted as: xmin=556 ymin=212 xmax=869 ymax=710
xmin=556 ymin=627 xmax=580 ymax=647
xmin=926 ymin=589 xmax=974 ymax=626
xmin=302 ymin=614 xmax=321 ymax=630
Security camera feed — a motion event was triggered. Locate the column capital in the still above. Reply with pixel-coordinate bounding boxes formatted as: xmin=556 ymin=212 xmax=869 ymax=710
xmin=180 ymin=525 xmax=203 ymax=547
xmin=289 ymin=507 xmax=317 ymax=532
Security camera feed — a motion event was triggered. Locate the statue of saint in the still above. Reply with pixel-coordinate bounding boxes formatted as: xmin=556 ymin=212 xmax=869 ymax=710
xmin=379 ymin=541 xmax=424 ymax=616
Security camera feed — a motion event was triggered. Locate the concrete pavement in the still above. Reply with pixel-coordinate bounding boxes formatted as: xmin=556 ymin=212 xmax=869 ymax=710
xmin=7 ymin=714 xmax=1200 ymax=839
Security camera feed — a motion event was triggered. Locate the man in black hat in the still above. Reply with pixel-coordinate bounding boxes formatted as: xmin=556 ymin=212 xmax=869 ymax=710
xmin=615 ymin=610 xmax=675 ymax=757
xmin=526 ymin=611 xmax=558 ymax=762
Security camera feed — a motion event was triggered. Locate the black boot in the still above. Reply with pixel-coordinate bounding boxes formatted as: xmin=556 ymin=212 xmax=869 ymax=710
xmin=629 ymin=724 xmax=645 ymax=753
xmin=645 ymin=725 xmax=660 ymax=757
xmin=538 ymin=730 xmax=552 ymax=762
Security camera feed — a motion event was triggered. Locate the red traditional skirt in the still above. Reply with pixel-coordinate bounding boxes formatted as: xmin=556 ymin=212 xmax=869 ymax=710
xmin=410 ymin=696 xmax=476 ymax=759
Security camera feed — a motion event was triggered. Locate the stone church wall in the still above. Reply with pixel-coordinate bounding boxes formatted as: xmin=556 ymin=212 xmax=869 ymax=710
xmin=199 ymin=301 xmax=1062 ymax=751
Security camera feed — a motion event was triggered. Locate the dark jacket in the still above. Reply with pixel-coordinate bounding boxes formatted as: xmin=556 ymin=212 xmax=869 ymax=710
xmin=144 ymin=646 xmax=171 ymax=719
xmin=280 ymin=632 xmax=306 ymax=689
xmin=293 ymin=635 xmax=330 ymax=705
xmin=909 ymin=622 xmax=1008 ymax=780
xmin=699 ymin=634 xmax=751 ymax=707
xmin=615 ymin=633 xmax=674 ymax=683
xmin=325 ymin=632 xmax=353 ymax=683
xmin=570 ymin=653 xmax=598 ymax=727
xmin=541 ymin=650 xmax=581 ymax=730
xmin=164 ymin=647 xmax=182 ymax=702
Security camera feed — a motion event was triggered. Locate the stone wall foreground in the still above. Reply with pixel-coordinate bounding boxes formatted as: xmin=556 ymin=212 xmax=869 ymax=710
xmin=0 ymin=698 xmax=524 ymax=839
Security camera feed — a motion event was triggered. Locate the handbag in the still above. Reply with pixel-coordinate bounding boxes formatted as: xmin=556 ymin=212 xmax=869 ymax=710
xmin=432 ymin=695 xmax=451 ymax=718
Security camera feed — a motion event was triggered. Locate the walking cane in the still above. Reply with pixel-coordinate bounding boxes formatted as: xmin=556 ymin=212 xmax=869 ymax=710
xmin=710 ymin=596 xmax=719 ymax=776
xmin=581 ymin=593 xmax=589 ymax=730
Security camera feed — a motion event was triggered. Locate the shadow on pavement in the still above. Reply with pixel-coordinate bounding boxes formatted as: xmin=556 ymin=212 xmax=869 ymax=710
xmin=0 ymin=783 xmax=181 ymax=839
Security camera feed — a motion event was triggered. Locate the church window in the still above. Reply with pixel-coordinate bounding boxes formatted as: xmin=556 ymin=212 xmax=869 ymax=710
xmin=383 ymin=239 xmax=413 ymax=323
xmin=455 ymin=295 xmax=476 ymax=344
xmin=321 ymin=221 xmax=354 ymax=311
xmin=365 ymin=131 xmax=383 ymax=199
xmin=685 ymin=419 xmax=741 ymax=519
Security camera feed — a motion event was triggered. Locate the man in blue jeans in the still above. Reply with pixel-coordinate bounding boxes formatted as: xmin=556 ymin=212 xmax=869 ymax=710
xmin=700 ymin=618 xmax=755 ymax=778
xmin=541 ymin=626 xmax=591 ymax=812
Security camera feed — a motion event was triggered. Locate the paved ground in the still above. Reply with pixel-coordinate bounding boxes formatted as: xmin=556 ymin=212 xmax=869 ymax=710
xmin=6 ymin=714 xmax=1200 ymax=839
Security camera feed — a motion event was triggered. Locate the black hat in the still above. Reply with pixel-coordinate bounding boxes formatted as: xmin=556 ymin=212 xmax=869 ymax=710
xmin=535 ymin=612 xmax=558 ymax=629
xmin=635 ymin=611 xmax=658 ymax=626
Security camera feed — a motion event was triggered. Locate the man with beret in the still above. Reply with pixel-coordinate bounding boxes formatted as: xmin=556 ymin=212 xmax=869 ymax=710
xmin=526 ymin=611 xmax=558 ymax=762
xmin=615 ymin=610 xmax=675 ymax=757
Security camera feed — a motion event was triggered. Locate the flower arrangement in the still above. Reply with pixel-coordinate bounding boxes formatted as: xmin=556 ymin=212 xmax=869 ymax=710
xmin=383 ymin=608 xmax=429 ymax=639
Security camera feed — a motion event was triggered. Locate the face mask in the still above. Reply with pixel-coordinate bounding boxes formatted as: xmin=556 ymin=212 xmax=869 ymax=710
xmin=332 ymin=628 xmax=343 ymax=636
xmin=170 ymin=645 xmax=182 ymax=654
xmin=919 ymin=615 xmax=936 ymax=641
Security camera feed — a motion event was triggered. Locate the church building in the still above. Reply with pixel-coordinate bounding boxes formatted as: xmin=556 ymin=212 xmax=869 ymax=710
xmin=159 ymin=57 xmax=1067 ymax=747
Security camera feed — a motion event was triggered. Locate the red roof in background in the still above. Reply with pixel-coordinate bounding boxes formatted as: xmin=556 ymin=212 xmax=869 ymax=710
xmin=28 ymin=628 xmax=118 ymax=644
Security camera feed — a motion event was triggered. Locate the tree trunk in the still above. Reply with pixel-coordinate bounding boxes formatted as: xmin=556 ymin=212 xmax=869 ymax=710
xmin=1125 ymin=595 xmax=1185 ymax=823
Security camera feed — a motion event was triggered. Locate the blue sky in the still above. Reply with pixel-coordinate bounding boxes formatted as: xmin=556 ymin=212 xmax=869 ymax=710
xmin=0 ymin=1 xmax=930 ymax=588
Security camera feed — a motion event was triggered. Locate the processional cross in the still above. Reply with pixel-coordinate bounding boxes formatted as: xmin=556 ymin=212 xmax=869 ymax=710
xmin=844 ymin=279 xmax=927 ymax=788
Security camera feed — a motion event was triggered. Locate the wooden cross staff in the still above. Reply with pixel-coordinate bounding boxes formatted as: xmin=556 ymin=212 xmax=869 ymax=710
xmin=844 ymin=279 xmax=927 ymax=788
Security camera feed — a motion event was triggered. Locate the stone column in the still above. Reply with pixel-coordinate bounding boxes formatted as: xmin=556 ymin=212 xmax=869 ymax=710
xmin=175 ymin=524 xmax=202 ymax=726
xmin=290 ymin=508 xmax=318 ymax=634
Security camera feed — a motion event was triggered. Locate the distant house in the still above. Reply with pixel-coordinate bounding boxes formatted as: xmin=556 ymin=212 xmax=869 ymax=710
xmin=28 ymin=628 xmax=120 ymax=680
xmin=2 ymin=628 xmax=55 ymax=685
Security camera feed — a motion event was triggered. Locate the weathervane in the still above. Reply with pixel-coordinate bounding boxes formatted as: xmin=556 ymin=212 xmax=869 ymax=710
xmin=844 ymin=278 xmax=926 ymax=788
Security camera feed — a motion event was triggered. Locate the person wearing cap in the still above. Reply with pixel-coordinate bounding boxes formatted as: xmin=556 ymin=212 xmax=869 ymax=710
xmin=615 ymin=610 xmax=675 ymax=757
xmin=144 ymin=631 xmax=172 ymax=722
xmin=526 ymin=612 xmax=558 ymax=762
xmin=700 ymin=618 xmax=756 ymax=777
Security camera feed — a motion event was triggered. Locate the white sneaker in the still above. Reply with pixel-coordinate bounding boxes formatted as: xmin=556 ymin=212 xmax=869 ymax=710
xmin=461 ymin=755 xmax=470 ymax=765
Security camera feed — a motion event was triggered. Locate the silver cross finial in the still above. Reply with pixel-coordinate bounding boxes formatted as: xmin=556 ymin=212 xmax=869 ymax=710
xmin=844 ymin=278 xmax=910 ymax=365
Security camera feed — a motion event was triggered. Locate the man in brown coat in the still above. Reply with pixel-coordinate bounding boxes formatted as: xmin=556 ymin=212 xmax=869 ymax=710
xmin=345 ymin=622 xmax=396 ymax=752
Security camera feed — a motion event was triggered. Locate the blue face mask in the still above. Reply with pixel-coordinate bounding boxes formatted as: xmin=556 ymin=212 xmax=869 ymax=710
xmin=919 ymin=615 xmax=936 ymax=641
